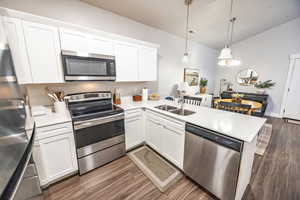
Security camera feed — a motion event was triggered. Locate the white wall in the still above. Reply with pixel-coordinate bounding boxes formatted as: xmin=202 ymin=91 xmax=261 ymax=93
xmin=0 ymin=16 xmax=6 ymax=43
xmin=0 ymin=0 xmax=218 ymax=103
xmin=214 ymin=17 xmax=300 ymax=116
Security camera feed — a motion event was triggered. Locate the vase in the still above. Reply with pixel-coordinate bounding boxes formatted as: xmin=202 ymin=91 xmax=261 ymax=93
xmin=200 ymin=87 xmax=207 ymax=94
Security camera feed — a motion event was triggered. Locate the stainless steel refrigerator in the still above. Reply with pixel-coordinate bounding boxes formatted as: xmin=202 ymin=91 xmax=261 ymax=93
xmin=0 ymin=41 xmax=42 ymax=199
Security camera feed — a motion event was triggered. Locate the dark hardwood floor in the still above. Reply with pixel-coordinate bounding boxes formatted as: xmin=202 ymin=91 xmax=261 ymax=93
xmin=37 ymin=118 xmax=300 ymax=200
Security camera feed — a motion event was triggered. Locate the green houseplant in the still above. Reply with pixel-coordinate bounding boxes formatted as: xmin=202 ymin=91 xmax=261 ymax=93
xmin=199 ymin=78 xmax=208 ymax=94
xmin=254 ymin=80 xmax=275 ymax=94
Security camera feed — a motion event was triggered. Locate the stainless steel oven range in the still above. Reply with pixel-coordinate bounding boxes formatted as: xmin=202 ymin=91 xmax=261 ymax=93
xmin=66 ymin=92 xmax=125 ymax=175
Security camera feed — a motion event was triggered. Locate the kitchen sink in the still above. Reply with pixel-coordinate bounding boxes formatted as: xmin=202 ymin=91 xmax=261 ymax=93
xmin=155 ymin=105 xmax=195 ymax=116
xmin=155 ymin=105 xmax=178 ymax=111
xmin=169 ymin=109 xmax=196 ymax=116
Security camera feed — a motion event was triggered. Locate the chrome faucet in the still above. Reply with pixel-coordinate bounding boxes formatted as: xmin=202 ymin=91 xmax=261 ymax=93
xmin=178 ymin=91 xmax=185 ymax=110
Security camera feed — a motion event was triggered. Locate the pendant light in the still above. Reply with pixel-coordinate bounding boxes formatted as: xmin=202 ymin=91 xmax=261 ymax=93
xmin=218 ymin=0 xmax=241 ymax=66
xmin=182 ymin=0 xmax=193 ymax=63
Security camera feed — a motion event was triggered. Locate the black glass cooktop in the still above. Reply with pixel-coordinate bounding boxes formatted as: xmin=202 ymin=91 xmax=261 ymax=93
xmin=68 ymin=100 xmax=123 ymax=121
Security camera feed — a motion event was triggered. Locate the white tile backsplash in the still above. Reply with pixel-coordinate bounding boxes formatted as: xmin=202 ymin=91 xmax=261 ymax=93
xmin=26 ymin=81 xmax=158 ymax=106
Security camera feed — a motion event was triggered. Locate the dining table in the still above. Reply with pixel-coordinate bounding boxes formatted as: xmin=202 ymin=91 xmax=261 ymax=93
xmin=214 ymin=98 xmax=263 ymax=113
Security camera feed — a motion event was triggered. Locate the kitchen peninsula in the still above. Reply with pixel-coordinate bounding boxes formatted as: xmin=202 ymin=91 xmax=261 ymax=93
xmin=120 ymin=99 xmax=266 ymax=200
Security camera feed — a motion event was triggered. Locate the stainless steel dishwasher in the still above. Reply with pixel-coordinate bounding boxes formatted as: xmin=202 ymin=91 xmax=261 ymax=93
xmin=184 ymin=123 xmax=243 ymax=200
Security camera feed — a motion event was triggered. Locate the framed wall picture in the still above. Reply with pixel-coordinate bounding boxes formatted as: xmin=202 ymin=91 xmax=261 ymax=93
xmin=184 ymin=68 xmax=200 ymax=86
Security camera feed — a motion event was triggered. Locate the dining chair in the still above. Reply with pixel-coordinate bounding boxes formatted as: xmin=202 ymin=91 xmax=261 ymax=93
xmin=217 ymin=101 xmax=252 ymax=115
xmin=183 ymin=96 xmax=202 ymax=106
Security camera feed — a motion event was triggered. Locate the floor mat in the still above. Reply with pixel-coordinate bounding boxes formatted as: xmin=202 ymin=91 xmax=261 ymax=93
xmin=128 ymin=146 xmax=182 ymax=192
xmin=256 ymin=123 xmax=272 ymax=156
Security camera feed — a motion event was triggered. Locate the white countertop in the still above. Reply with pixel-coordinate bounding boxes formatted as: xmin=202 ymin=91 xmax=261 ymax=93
xmin=118 ymin=100 xmax=266 ymax=143
xmin=33 ymin=111 xmax=72 ymax=128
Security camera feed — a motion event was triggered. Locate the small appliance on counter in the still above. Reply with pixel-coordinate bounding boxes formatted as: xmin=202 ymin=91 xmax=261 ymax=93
xmin=66 ymin=91 xmax=125 ymax=175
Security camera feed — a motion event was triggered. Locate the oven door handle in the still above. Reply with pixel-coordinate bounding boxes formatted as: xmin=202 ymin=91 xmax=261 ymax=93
xmin=74 ymin=113 xmax=124 ymax=130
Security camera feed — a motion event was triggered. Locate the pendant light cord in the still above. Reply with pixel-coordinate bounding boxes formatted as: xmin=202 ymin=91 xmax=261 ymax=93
xmin=226 ymin=0 xmax=234 ymax=47
xmin=230 ymin=17 xmax=236 ymax=46
xmin=185 ymin=1 xmax=190 ymax=53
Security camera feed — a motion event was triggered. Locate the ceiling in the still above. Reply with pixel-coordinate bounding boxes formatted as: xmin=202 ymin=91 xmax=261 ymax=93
xmin=82 ymin=0 xmax=300 ymax=49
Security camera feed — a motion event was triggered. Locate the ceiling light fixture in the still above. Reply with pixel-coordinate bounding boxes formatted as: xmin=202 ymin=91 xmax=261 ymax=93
xmin=182 ymin=0 xmax=193 ymax=64
xmin=218 ymin=0 xmax=241 ymax=67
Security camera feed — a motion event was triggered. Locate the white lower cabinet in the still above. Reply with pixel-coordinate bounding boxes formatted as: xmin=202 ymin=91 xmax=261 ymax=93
xmin=145 ymin=115 xmax=163 ymax=152
xmin=160 ymin=120 xmax=185 ymax=169
xmin=33 ymin=122 xmax=78 ymax=186
xmin=145 ymin=111 xmax=185 ymax=169
xmin=125 ymin=109 xmax=144 ymax=150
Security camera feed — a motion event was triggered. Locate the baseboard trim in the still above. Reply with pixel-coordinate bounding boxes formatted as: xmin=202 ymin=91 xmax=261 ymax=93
xmin=266 ymin=112 xmax=282 ymax=118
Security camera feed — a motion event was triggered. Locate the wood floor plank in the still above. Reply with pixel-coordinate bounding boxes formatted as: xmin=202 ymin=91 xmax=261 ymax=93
xmin=39 ymin=118 xmax=300 ymax=200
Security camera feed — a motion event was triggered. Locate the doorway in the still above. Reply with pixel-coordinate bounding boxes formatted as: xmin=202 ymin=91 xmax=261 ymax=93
xmin=282 ymin=54 xmax=300 ymax=120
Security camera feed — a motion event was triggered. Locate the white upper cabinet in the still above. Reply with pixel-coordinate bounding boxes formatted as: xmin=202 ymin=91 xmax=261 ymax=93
xmin=139 ymin=46 xmax=157 ymax=81
xmin=22 ymin=21 xmax=63 ymax=83
xmin=3 ymin=17 xmax=33 ymax=84
xmin=115 ymin=43 xmax=139 ymax=82
xmin=59 ymin=29 xmax=114 ymax=56
xmin=89 ymin=36 xmax=114 ymax=56
xmin=2 ymin=11 xmax=158 ymax=84
xmin=60 ymin=29 xmax=89 ymax=53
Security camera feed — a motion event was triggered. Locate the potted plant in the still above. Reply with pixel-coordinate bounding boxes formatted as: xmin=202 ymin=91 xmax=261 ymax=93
xmin=199 ymin=78 xmax=208 ymax=94
xmin=254 ymin=80 xmax=276 ymax=94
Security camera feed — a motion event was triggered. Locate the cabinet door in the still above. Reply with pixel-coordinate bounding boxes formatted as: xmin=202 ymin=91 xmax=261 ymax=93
xmin=125 ymin=117 xmax=143 ymax=150
xmin=284 ymin=58 xmax=300 ymax=120
xmin=161 ymin=123 xmax=185 ymax=169
xmin=90 ymin=36 xmax=114 ymax=56
xmin=34 ymin=133 xmax=77 ymax=186
xmin=3 ymin=17 xmax=33 ymax=84
xmin=22 ymin=21 xmax=63 ymax=83
xmin=145 ymin=116 xmax=162 ymax=152
xmin=59 ymin=29 xmax=89 ymax=53
xmin=115 ymin=43 xmax=139 ymax=81
xmin=0 ymin=16 xmax=6 ymax=44
xmin=139 ymin=46 xmax=157 ymax=81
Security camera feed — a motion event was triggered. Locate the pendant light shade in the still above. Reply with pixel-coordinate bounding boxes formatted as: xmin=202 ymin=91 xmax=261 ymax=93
xmin=218 ymin=0 xmax=241 ymax=67
xmin=182 ymin=53 xmax=189 ymax=63
xmin=218 ymin=46 xmax=232 ymax=60
xmin=218 ymin=58 xmax=241 ymax=67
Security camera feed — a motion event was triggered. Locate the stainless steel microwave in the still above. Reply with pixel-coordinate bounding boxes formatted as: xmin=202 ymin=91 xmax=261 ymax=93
xmin=61 ymin=50 xmax=116 ymax=81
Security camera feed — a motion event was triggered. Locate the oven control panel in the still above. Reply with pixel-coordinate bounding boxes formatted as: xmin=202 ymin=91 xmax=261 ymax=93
xmin=66 ymin=92 xmax=112 ymax=103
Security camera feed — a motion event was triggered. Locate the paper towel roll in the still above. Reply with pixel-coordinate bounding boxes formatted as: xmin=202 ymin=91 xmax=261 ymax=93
xmin=142 ymin=88 xmax=148 ymax=102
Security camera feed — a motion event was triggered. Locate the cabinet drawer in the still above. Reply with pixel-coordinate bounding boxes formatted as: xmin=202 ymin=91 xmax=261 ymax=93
xmin=36 ymin=122 xmax=73 ymax=140
xmin=146 ymin=110 xmax=185 ymax=129
xmin=125 ymin=109 xmax=142 ymax=119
